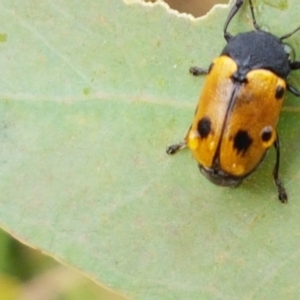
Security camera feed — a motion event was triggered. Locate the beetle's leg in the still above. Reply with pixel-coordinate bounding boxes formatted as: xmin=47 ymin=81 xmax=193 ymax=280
xmin=287 ymin=84 xmax=300 ymax=97
xmin=166 ymin=141 xmax=186 ymax=155
xmin=273 ymin=134 xmax=288 ymax=203
xmin=189 ymin=66 xmax=208 ymax=76
xmin=290 ymin=61 xmax=300 ymax=70
xmin=168 ymin=66 xmax=199 ymax=155
xmin=286 ymin=61 xmax=300 ymax=96
xmin=190 ymin=62 xmax=214 ymax=76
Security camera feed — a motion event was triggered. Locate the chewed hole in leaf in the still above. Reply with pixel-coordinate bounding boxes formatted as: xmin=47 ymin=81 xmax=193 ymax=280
xmin=143 ymin=0 xmax=228 ymax=17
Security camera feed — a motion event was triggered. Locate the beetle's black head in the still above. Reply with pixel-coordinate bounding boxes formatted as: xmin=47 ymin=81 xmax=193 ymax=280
xmin=199 ymin=164 xmax=242 ymax=187
xmin=221 ymin=30 xmax=291 ymax=79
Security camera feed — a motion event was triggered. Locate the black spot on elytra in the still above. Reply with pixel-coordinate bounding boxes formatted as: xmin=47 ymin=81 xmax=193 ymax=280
xmin=233 ymin=130 xmax=253 ymax=155
xmin=261 ymin=126 xmax=272 ymax=142
xmin=275 ymin=85 xmax=285 ymax=99
xmin=197 ymin=117 xmax=211 ymax=138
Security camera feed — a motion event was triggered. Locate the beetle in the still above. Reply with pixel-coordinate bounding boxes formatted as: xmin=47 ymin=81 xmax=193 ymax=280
xmin=166 ymin=0 xmax=300 ymax=203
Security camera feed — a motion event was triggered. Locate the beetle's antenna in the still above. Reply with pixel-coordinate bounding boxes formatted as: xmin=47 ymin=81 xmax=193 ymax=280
xmin=224 ymin=1 xmax=261 ymax=41
xmin=249 ymin=0 xmax=260 ymax=30
xmin=280 ymin=25 xmax=300 ymax=40
xmin=223 ymin=0 xmax=244 ymax=42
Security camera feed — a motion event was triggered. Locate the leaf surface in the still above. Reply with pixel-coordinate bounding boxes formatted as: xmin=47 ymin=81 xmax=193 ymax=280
xmin=1 ymin=0 xmax=300 ymax=299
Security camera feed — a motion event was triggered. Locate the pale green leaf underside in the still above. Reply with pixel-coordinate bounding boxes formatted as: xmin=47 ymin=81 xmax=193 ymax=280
xmin=1 ymin=0 xmax=300 ymax=299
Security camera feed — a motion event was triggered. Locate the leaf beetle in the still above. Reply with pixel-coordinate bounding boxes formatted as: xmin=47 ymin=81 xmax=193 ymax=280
xmin=167 ymin=0 xmax=300 ymax=203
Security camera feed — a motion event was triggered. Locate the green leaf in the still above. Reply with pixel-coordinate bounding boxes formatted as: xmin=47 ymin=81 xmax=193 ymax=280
xmin=1 ymin=0 xmax=300 ymax=299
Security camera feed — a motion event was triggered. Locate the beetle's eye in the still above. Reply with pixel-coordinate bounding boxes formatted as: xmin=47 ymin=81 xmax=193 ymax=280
xmin=283 ymin=43 xmax=295 ymax=62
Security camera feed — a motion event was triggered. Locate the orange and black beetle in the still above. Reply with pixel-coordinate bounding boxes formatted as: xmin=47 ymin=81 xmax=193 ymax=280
xmin=167 ymin=0 xmax=300 ymax=203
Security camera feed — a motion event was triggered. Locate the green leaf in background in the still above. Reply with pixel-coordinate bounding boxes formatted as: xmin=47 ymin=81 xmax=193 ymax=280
xmin=1 ymin=0 xmax=300 ymax=299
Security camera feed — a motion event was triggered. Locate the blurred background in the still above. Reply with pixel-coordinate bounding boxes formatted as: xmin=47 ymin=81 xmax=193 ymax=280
xmin=0 ymin=0 xmax=226 ymax=299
